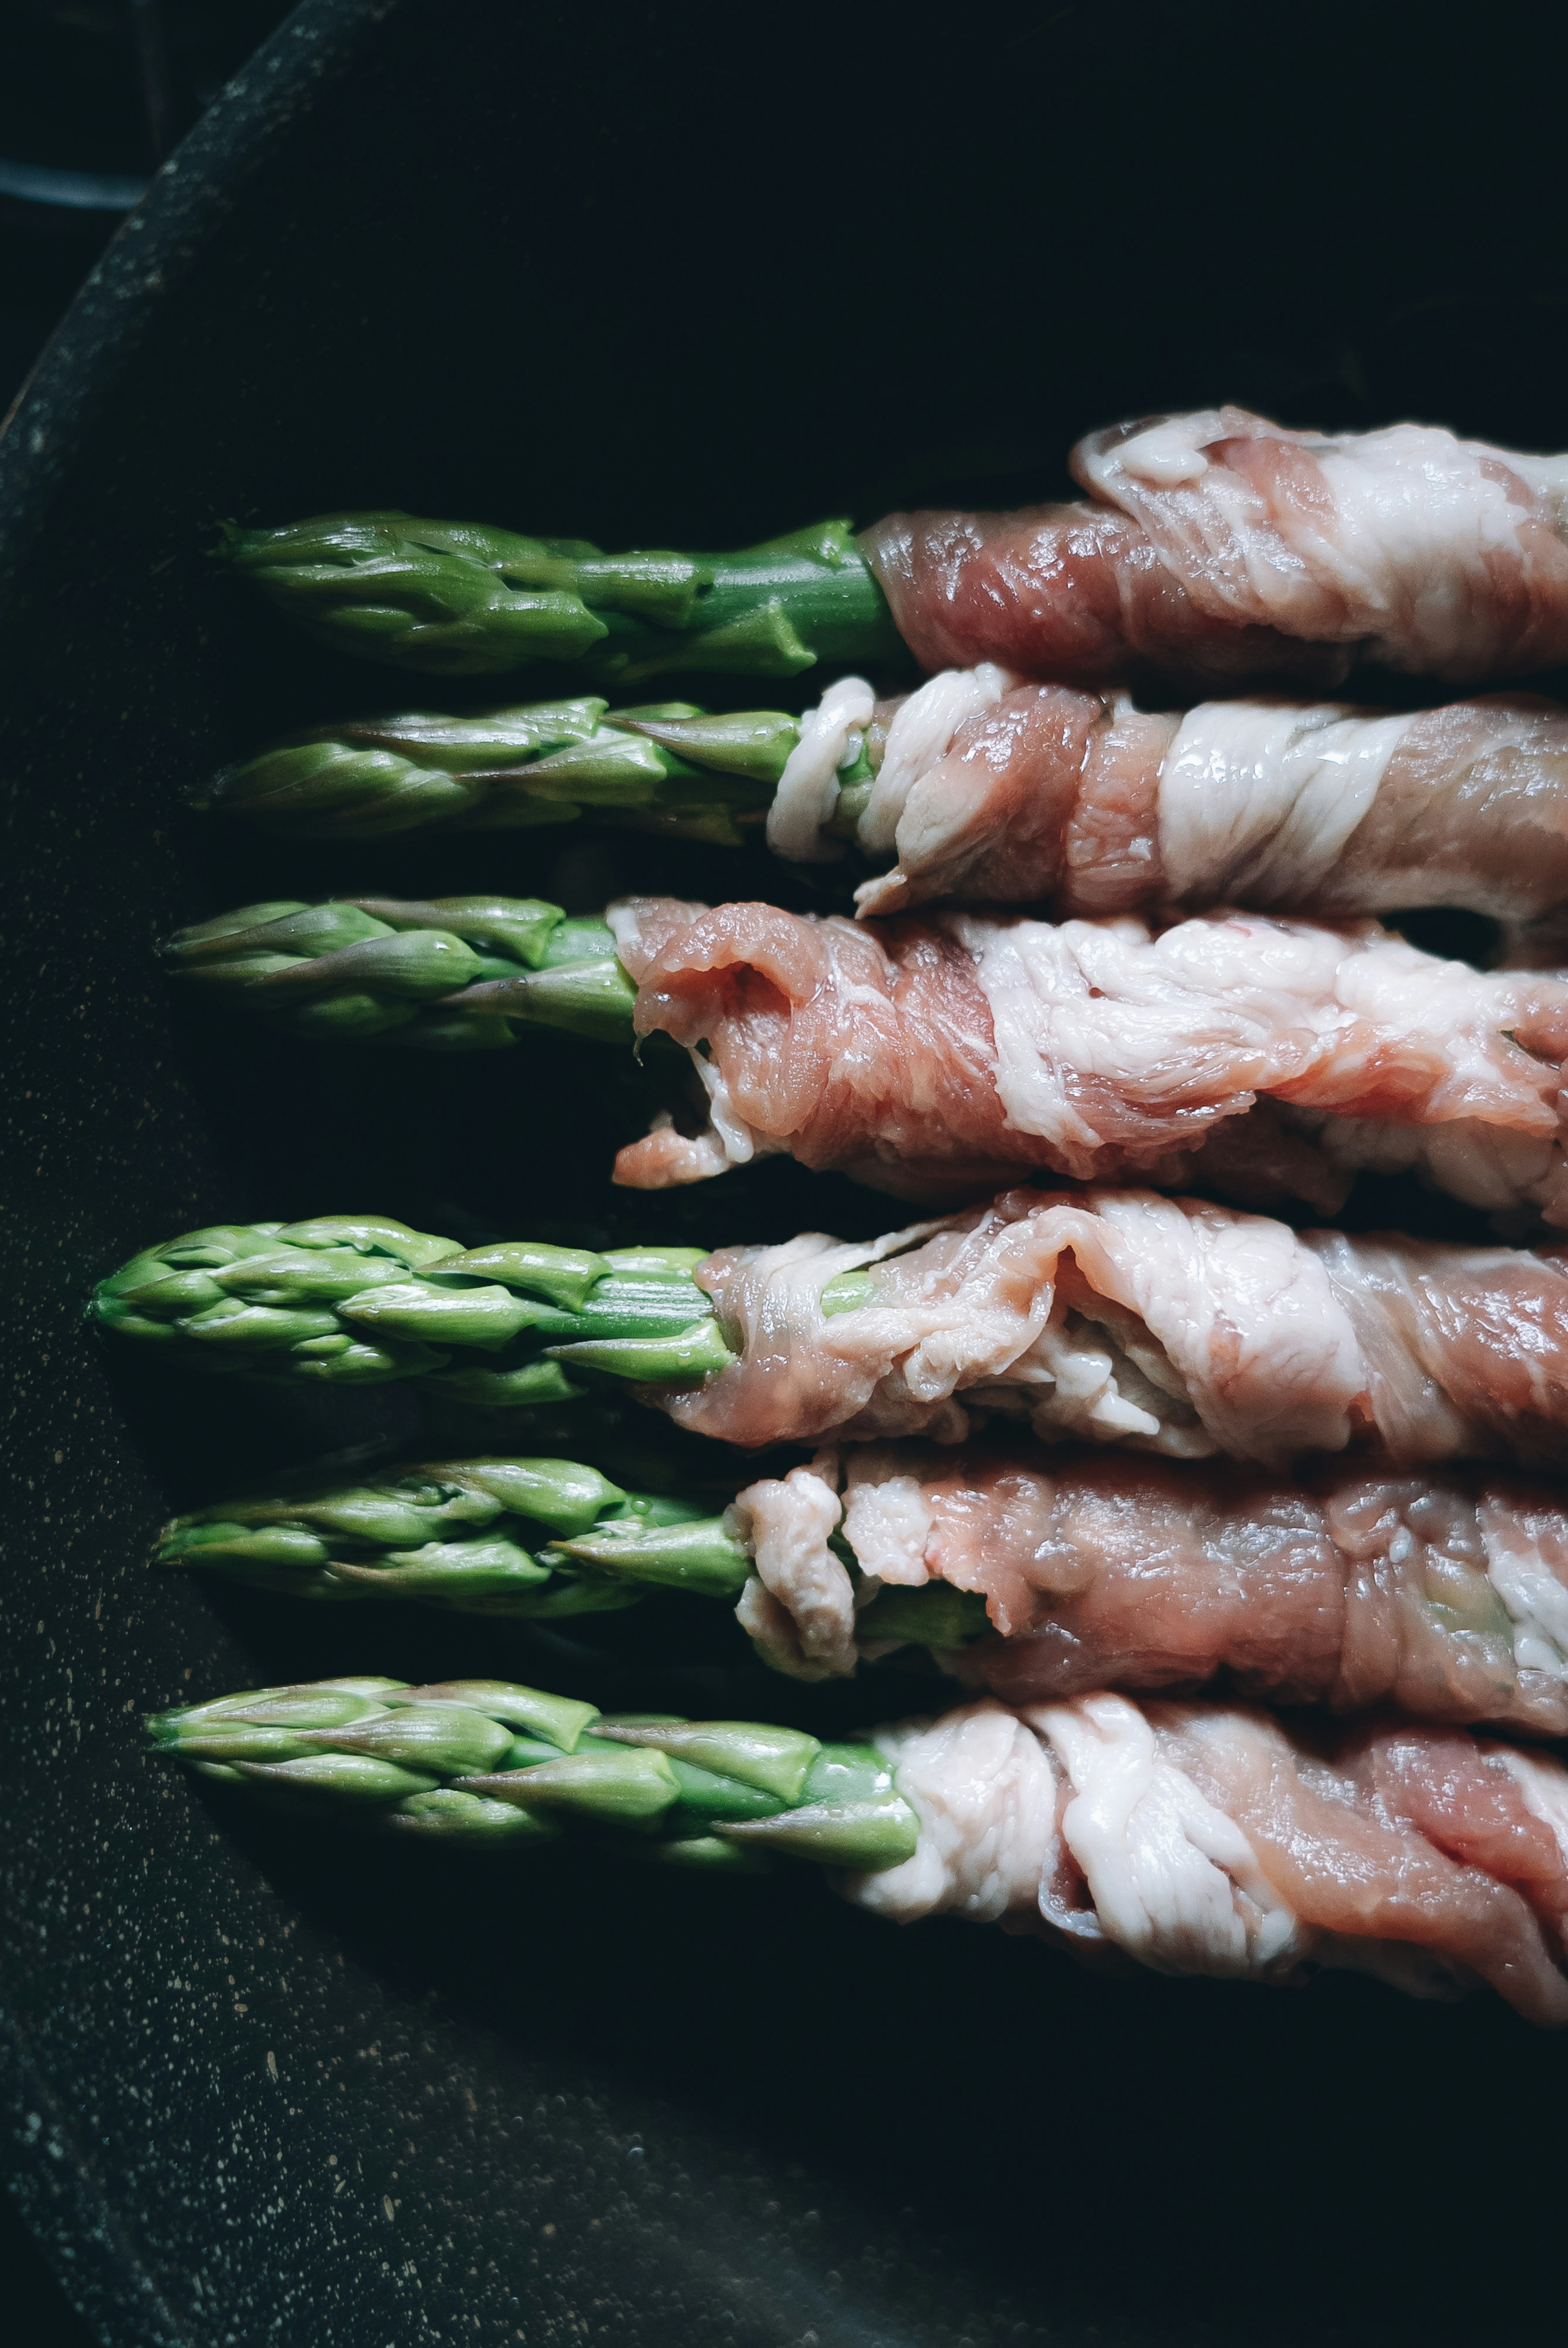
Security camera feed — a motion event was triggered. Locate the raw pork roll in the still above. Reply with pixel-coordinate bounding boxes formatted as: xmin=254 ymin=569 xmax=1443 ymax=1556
xmin=802 ymin=670 xmax=1568 ymax=927
xmin=608 ymin=895 xmax=1568 ymax=1224
xmin=841 ymin=1693 xmax=1568 ymax=2024
xmin=649 ymin=1185 xmax=1568 ymax=1470
xmin=727 ymin=1444 xmax=1568 ymax=1735
xmin=861 ymin=407 xmax=1568 ymax=693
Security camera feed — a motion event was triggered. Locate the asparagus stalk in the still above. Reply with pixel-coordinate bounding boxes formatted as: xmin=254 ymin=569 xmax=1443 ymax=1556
xmin=149 ymin=1673 xmax=919 ymax=1869
xmin=158 ymin=1450 xmax=990 ymax=1647
xmin=162 ymin=896 xmax=637 ymax=1049
xmin=220 ymin=512 xmax=904 ymax=682
xmin=203 ymin=699 xmax=835 ymax=848
xmin=92 ymin=1217 xmax=734 ymax=1396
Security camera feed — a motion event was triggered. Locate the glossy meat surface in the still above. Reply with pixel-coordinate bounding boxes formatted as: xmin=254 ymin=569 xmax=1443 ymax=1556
xmin=609 ymin=896 xmax=1568 ymax=1222
xmin=654 ymin=1186 xmax=1568 ymax=1469
xmin=860 ymin=499 xmax=1350 ymax=693
xmin=860 ymin=407 xmax=1568 ymax=692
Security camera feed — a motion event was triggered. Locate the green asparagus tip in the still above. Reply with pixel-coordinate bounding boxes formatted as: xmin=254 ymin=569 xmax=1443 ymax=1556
xmin=150 ymin=1675 xmax=918 ymax=1869
xmin=220 ymin=512 xmax=902 ymax=684
xmin=156 ymin=1455 xmax=735 ymax=1621
xmin=163 ymin=896 xmax=635 ymax=1052
xmin=94 ymin=1222 xmax=722 ymax=1395
xmin=205 ymin=697 xmax=803 ymax=843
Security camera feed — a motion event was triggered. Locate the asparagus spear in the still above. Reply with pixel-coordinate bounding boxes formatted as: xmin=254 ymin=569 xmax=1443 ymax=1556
xmin=91 ymin=1217 xmax=735 ymax=1396
xmin=203 ymin=699 xmax=842 ymax=848
xmin=149 ymin=1673 xmax=920 ymax=1869
xmin=158 ymin=1450 xmax=990 ymax=1647
xmin=220 ymin=513 xmax=904 ymax=682
xmin=161 ymin=896 xmax=636 ymax=1049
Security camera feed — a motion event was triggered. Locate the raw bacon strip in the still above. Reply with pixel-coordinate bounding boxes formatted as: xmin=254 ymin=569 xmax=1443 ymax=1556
xmin=843 ymin=680 xmax=1568 ymax=926
xmin=728 ymin=1441 xmax=1568 ymax=1735
xmin=841 ymin=1691 xmax=1568 ymax=2023
xmin=608 ymin=895 xmax=1568 ymax=1223
xmin=860 ymin=407 xmax=1568 ymax=692
xmin=651 ymin=1185 xmax=1568 ymax=1470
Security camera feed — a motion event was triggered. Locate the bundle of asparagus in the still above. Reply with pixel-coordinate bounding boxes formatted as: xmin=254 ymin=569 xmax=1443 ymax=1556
xmin=198 ymin=674 xmax=1568 ymax=943
xmin=218 ymin=408 xmax=1568 ymax=696
xmin=202 ymin=698 xmax=842 ymax=851
xmin=162 ymin=898 xmax=635 ymax=1049
xmin=160 ymin=888 xmax=1568 ymax=1230
xmin=162 ymin=1443 xmax=1568 ymax=1736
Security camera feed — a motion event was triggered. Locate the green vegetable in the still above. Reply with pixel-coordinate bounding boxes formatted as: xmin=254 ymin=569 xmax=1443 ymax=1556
xmin=92 ymin=1219 xmax=727 ymax=1394
xmin=151 ymin=1674 xmax=920 ymax=1870
xmin=205 ymin=699 xmax=808 ymax=848
xmin=220 ymin=513 xmax=903 ymax=682
xmin=157 ymin=1449 xmax=992 ymax=1654
xmin=162 ymin=896 xmax=637 ymax=1050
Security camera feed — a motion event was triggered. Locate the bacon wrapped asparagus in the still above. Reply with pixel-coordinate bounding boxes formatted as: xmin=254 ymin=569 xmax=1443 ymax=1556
xmin=726 ymin=1447 xmax=1568 ymax=1729
xmin=607 ymin=895 xmax=1568 ymax=1217
xmin=167 ymin=1442 xmax=1568 ymax=1738
xmin=794 ymin=674 xmax=1568 ymax=929
xmin=203 ymin=674 xmax=1568 ymax=934
xmin=167 ymin=891 xmax=1568 ymax=1225
xmin=873 ymin=408 xmax=1568 ymax=691
xmin=91 ymin=1190 xmax=1568 ymax=1471
xmin=151 ymin=1671 xmax=1568 ymax=2024
xmin=227 ymin=409 xmax=1568 ymax=695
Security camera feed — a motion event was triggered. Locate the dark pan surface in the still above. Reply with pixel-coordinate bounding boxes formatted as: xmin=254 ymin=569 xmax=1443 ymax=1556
xmin=3 ymin=2 xmax=1567 ymax=2339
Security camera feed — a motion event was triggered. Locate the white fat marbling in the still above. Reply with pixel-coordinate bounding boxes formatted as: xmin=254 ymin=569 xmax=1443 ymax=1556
xmin=1157 ymin=698 xmax=1416 ymax=905
xmin=1029 ymin=1693 xmax=1307 ymax=1977
xmin=841 ymin=1700 xmax=1059 ymax=1924
xmin=857 ymin=664 xmax=1012 ymax=856
xmin=766 ymin=676 xmax=876 ymax=864
xmin=1479 ymin=1498 xmax=1568 ymax=1682
xmin=726 ymin=1464 xmax=856 ymax=1680
xmin=841 ymin=1450 xmax=935 ymax=1586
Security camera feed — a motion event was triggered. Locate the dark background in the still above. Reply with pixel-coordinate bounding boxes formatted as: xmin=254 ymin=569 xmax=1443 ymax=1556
xmin=3 ymin=11 xmax=292 ymax=2335
xmin=6 ymin=2 xmax=1568 ymax=2344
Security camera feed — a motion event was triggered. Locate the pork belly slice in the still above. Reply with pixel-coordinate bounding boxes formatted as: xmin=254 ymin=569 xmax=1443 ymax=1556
xmin=608 ymin=895 xmax=1568 ymax=1224
xmin=840 ymin=1692 xmax=1568 ymax=2024
xmin=818 ymin=674 xmax=1568 ymax=927
xmin=723 ymin=1441 xmax=1568 ymax=1735
xmin=649 ymin=1185 xmax=1568 ymax=1471
xmin=860 ymin=406 xmax=1568 ymax=693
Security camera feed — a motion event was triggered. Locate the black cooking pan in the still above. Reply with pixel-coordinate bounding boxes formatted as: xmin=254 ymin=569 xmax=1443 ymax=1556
xmin=4 ymin=2 xmax=1568 ymax=2339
